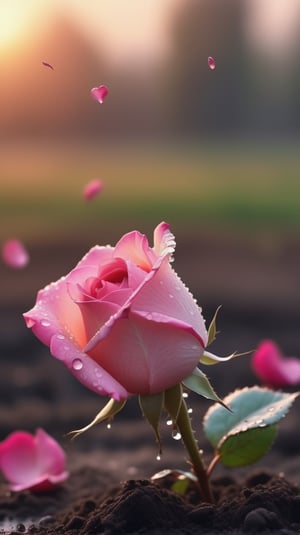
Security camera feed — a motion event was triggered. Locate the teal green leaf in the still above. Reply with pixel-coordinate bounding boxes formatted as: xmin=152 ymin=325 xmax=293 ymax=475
xmin=203 ymin=386 xmax=299 ymax=467
xmin=207 ymin=305 xmax=222 ymax=346
xmin=164 ymin=383 xmax=182 ymax=423
xmin=139 ymin=392 xmax=164 ymax=454
xmin=218 ymin=425 xmax=278 ymax=467
xmin=182 ymin=367 xmax=228 ymax=408
xmin=68 ymin=398 xmax=126 ymax=439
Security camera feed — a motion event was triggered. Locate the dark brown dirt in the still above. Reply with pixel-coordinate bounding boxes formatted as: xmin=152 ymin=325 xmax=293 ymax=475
xmin=1 ymin=235 xmax=300 ymax=534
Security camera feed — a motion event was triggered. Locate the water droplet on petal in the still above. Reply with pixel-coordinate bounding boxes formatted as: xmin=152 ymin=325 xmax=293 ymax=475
xmin=106 ymin=423 xmax=111 ymax=430
xmin=169 ymin=294 xmax=174 ymax=299
xmin=156 ymin=455 xmax=161 ymax=461
xmin=208 ymin=56 xmax=216 ymax=70
xmin=83 ymin=179 xmax=103 ymax=201
xmin=2 ymin=239 xmax=29 ymax=269
xmin=268 ymin=407 xmax=275 ymax=412
xmin=182 ymin=392 xmax=189 ymax=399
xmin=41 ymin=319 xmax=51 ymax=327
xmin=188 ymin=408 xmax=193 ymax=414
xmin=57 ymin=334 xmax=65 ymax=340
xmin=91 ymin=84 xmax=109 ymax=104
xmin=166 ymin=419 xmax=173 ymax=426
xmin=72 ymin=358 xmax=83 ymax=371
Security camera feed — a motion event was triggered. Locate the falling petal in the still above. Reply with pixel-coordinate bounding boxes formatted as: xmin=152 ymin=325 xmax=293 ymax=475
xmin=252 ymin=339 xmax=300 ymax=387
xmin=2 ymin=239 xmax=29 ymax=269
xmin=91 ymin=85 xmax=109 ymax=104
xmin=42 ymin=61 xmax=54 ymax=70
xmin=208 ymin=56 xmax=216 ymax=70
xmin=83 ymin=179 xmax=103 ymax=201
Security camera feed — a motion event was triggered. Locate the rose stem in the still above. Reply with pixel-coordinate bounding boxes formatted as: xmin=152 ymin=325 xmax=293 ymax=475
xmin=176 ymin=397 xmax=213 ymax=503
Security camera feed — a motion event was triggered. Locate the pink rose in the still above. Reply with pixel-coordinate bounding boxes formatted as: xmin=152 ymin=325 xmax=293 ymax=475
xmin=24 ymin=223 xmax=207 ymax=400
xmin=0 ymin=428 xmax=68 ymax=492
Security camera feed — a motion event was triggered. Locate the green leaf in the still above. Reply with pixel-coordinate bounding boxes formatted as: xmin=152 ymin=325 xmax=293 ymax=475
xmin=182 ymin=367 xmax=228 ymax=408
xmin=139 ymin=392 xmax=164 ymax=454
xmin=68 ymin=398 xmax=126 ymax=439
xmin=203 ymin=386 xmax=299 ymax=467
xmin=207 ymin=305 xmax=222 ymax=346
xmin=218 ymin=425 xmax=278 ymax=467
xmin=164 ymin=383 xmax=183 ymax=423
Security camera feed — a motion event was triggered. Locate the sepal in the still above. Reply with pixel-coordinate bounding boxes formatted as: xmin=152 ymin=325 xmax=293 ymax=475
xmin=68 ymin=398 xmax=126 ymax=439
xmin=182 ymin=367 xmax=228 ymax=408
xmin=139 ymin=392 xmax=164 ymax=455
xmin=207 ymin=305 xmax=222 ymax=346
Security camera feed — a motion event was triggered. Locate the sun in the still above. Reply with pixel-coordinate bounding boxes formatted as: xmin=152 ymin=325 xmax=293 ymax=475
xmin=0 ymin=1 xmax=43 ymax=50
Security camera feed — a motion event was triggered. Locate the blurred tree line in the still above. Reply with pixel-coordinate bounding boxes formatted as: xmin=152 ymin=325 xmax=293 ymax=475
xmin=1 ymin=0 xmax=300 ymax=141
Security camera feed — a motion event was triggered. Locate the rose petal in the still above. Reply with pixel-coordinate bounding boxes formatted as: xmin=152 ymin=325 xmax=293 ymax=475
xmin=83 ymin=179 xmax=103 ymax=201
xmin=131 ymin=259 xmax=207 ymax=347
xmin=50 ymin=333 xmax=129 ymax=400
xmin=2 ymin=239 xmax=29 ymax=269
xmin=0 ymin=429 xmax=68 ymax=492
xmin=208 ymin=56 xmax=216 ymax=70
xmin=91 ymin=85 xmax=109 ymax=104
xmin=252 ymin=340 xmax=300 ymax=387
xmin=114 ymin=230 xmax=157 ymax=272
xmin=24 ymin=276 xmax=87 ymax=348
xmin=42 ymin=61 xmax=54 ymax=70
xmin=153 ymin=222 xmax=176 ymax=258
xmin=87 ymin=312 xmax=204 ymax=394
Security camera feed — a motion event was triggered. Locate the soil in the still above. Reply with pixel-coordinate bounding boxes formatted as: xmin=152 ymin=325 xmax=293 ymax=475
xmin=1 ymin=232 xmax=300 ymax=534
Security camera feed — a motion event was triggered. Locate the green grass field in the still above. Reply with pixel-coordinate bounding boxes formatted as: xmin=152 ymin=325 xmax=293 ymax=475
xmin=2 ymin=140 xmax=300 ymax=243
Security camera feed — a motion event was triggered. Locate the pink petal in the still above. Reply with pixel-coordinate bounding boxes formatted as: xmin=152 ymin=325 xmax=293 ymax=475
xmin=0 ymin=429 xmax=68 ymax=492
xmin=83 ymin=179 xmax=103 ymax=201
xmin=87 ymin=312 xmax=204 ymax=395
xmin=2 ymin=239 xmax=29 ymax=269
xmin=50 ymin=333 xmax=129 ymax=400
xmin=252 ymin=340 xmax=300 ymax=387
xmin=35 ymin=428 xmax=66 ymax=476
xmin=114 ymin=230 xmax=157 ymax=272
xmin=208 ymin=56 xmax=216 ymax=70
xmin=42 ymin=61 xmax=54 ymax=70
xmin=153 ymin=222 xmax=176 ymax=258
xmin=130 ymin=258 xmax=207 ymax=347
xmin=91 ymin=84 xmax=109 ymax=104
xmin=24 ymin=276 xmax=87 ymax=349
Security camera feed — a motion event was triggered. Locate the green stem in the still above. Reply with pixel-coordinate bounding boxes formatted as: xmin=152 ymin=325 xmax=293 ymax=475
xmin=176 ymin=398 xmax=213 ymax=503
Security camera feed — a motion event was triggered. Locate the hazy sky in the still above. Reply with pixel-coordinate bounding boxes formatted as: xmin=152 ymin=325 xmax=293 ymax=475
xmin=1 ymin=0 xmax=300 ymax=65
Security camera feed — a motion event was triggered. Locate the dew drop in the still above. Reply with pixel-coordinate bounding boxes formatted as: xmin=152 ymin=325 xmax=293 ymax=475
xmin=256 ymin=419 xmax=264 ymax=425
xmin=159 ymin=280 xmax=164 ymax=285
xmin=72 ymin=358 xmax=83 ymax=371
xmin=107 ymin=423 xmax=111 ymax=430
xmin=258 ymin=422 xmax=266 ymax=428
xmin=156 ymin=455 xmax=161 ymax=461
xmin=166 ymin=419 xmax=173 ymax=426
xmin=172 ymin=430 xmax=182 ymax=441
xmin=41 ymin=319 xmax=50 ymax=327
xmin=182 ymin=392 xmax=189 ymax=399
xmin=169 ymin=294 xmax=174 ymax=299
xmin=57 ymin=334 xmax=65 ymax=340
xmin=199 ymin=449 xmax=204 ymax=455
xmin=188 ymin=408 xmax=193 ymax=414
xmin=208 ymin=56 xmax=216 ymax=70
xmin=268 ymin=406 xmax=275 ymax=412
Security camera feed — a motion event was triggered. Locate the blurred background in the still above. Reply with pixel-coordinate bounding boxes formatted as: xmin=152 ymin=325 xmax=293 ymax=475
xmin=1 ymin=0 xmax=300 ymax=428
